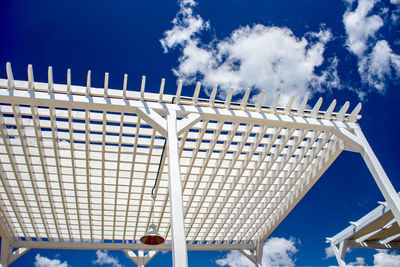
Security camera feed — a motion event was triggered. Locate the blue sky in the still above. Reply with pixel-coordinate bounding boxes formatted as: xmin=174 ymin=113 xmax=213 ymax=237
xmin=1 ymin=0 xmax=400 ymax=266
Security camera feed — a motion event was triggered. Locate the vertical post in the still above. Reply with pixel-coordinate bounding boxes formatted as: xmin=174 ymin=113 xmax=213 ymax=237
xmin=255 ymin=240 xmax=263 ymax=267
xmin=167 ymin=109 xmax=188 ymax=267
xmin=332 ymin=241 xmax=347 ymax=267
xmin=355 ymin=128 xmax=400 ymax=225
xmin=1 ymin=237 xmax=10 ymax=267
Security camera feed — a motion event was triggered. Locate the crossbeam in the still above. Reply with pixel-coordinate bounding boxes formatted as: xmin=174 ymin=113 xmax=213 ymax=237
xmin=12 ymin=240 xmax=254 ymax=251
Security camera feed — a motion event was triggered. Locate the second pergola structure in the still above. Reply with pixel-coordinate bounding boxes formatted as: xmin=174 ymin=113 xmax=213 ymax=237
xmin=0 ymin=63 xmax=399 ymax=267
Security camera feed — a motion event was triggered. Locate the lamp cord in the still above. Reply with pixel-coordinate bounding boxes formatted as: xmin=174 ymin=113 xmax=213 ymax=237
xmin=151 ymin=139 xmax=167 ymax=200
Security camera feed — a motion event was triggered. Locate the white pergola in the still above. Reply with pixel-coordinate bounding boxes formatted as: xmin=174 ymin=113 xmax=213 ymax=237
xmin=327 ymin=193 xmax=400 ymax=266
xmin=0 ymin=63 xmax=399 ymax=267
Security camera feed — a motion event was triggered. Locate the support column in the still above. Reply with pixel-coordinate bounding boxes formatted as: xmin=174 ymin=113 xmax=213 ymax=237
xmin=8 ymin=248 xmax=30 ymax=266
xmin=332 ymin=241 xmax=347 ymax=267
xmin=355 ymin=128 xmax=400 ymax=225
xmin=255 ymin=240 xmax=263 ymax=267
xmin=1 ymin=237 xmax=10 ymax=267
xmin=167 ymin=110 xmax=188 ymax=267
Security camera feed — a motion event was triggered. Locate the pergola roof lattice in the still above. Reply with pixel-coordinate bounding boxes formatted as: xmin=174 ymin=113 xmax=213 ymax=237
xmin=0 ymin=63 xmax=399 ymax=267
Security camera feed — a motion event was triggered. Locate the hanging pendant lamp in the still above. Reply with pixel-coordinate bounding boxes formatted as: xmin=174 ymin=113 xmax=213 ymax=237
xmin=140 ymin=223 xmax=165 ymax=245
xmin=140 ymin=140 xmax=167 ymax=246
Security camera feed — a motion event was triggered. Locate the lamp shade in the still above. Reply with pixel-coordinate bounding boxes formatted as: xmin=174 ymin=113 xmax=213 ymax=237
xmin=140 ymin=224 xmax=165 ymax=245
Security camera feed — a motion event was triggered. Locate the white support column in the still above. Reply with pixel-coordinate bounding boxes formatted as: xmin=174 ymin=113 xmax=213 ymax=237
xmin=8 ymin=248 xmax=30 ymax=265
xmin=167 ymin=109 xmax=188 ymax=267
xmin=355 ymin=128 xmax=400 ymax=225
xmin=332 ymin=241 xmax=347 ymax=267
xmin=255 ymin=240 xmax=264 ymax=267
xmin=1 ymin=237 xmax=10 ymax=267
xmin=239 ymin=249 xmax=257 ymax=265
xmin=123 ymin=250 xmax=143 ymax=267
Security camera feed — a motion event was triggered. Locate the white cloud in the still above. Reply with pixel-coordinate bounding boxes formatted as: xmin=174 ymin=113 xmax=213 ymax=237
xmin=215 ymin=237 xmax=298 ymax=267
xmin=161 ymin=0 xmax=338 ymax=106
xmin=359 ymin=40 xmax=400 ymax=91
xmin=343 ymin=0 xmax=383 ymax=57
xmin=160 ymin=0 xmax=209 ymax=52
xmin=343 ymin=0 xmax=400 ymax=95
xmin=324 ymin=246 xmax=352 ymax=259
xmin=215 ymin=250 xmax=254 ymax=267
xmin=93 ymin=250 xmax=122 ymax=267
xmin=374 ymin=251 xmax=400 ymax=266
xmin=348 ymin=256 xmax=366 ymax=266
xmin=34 ymin=254 xmax=68 ymax=267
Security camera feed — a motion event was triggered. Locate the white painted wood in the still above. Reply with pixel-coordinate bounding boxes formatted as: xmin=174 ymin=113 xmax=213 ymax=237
xmin=270 ymin=92 xmax=280 ymax=113
xmin=0 ymin=65 xmax=370 ymax=262
xmin=176 ymin=79 xmax=182 ymax=104
xmin=349 ymin=103 xmax=362 ymax=122
xmin=284 ymin=95 xmax=295 ymax=115
xmin=239 ymin=249 xmax=257 ymax=264
xmin=136 ymin=107 xmax=167 ymax=137
xmin=134 ymin=128 xmax=156 ymax=242
xmin=13 ymin=240 xmax=254 ymax=250
xmin=122 ymin=117 xmax=141 ymax=243
xmin=7 ymin=247 xmax=30 ymax=265
xmin=123 ymin=74 xmax=128 ymax=99
xmin=140 ymin=75 xmax=146 ymax=100
xmin=48 ymin=66 xmax=54 ymax=92
xmin=311 ymin=97 xmax=322 ymax=118
xmin=256 ymin=90 xmax=265 ymax=112
xmin=49 ymin=106 xmax=73 ymax=241
xmin=355 ymin=128 xmax=400 ymax=226
xmin=67 ymin=69 xmax=72 ymax=94
xmin=297 ymin=95 xmax=308 ymax=116
xmin=332 ymin=241 xmax=347 ymax=267
xmin=6 ymin=63 xmax=14 ymax=89
xmin=167 ymin=110 xmax=188 ymax=267
xmin=1 ymin=237 xmax=10 ymax=267
xmin=331 ymin=127 xmax=363 ymax=153
xmin=241 ymin=88 xmax=250 ymax=110
xmin=30 ymin=106 xmax=62 ymax=241
xmin=159 ymin=78 xmax=165 ymax=102
xmin=0 ymin=110 xmax=37 ymax=240
xmin=85 ymin=109 xmax=94 ymax=242
xmin=355 ymin=218 xmax=396 ymax=242
xmin=325 ymin=99 xmax=336 ymax=120
xmin=12 ymin=105 xmax=50 ymax=240
xmin=347 ymin=240 xmax=400 ymax=250
xmin=255 ymin=240 xmax=263 ymax=267
xmin=337 ymin=101 xmax=349 ymax=121
xmin=104 ymin=72 xmax=109 ymax=97
xmin=225 ymin=87 xmax=233 ymax=108
xmin=27 ymin=64 xmax=34 ymax=91
xmin=67 ymin=108 xmax=83 ymax=241
xmin=210 ymin=84 xmax=218 ymax=106
xmin=177 ymin=113 xmax=202 ymax=136
xmin=329 ymin=194 xmax=394 ymax=245
xmin=86 ymin=70 xmax=91 ymax=96
xmin=193 ymin=82 xmax=201 ymax=105
xmin=0 ymin=215 xmax=11 ymax=242
xmin=380 ymin=233 xmax=400 ymax=244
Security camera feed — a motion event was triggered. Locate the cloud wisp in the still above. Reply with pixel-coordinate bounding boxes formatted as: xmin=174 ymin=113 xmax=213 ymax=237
xmin=34 ymin=254 xmax=69 ymax=267
xmin=161 ymin=0 xmax=339 ymax=106
xmin=215 ymin=237 xmax=298 ymax=267
xmin=343 ymin=0 xmax=400 ymax=95
xmin=93 ymin=250 xmax=122 ymax=267
xmin=374 ymin=250 xmax=400 ymax=266
xmin=324 ymin=246 xmax=352 ymax=260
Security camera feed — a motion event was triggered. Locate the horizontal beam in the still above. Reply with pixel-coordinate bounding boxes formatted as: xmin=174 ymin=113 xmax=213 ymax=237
xmin=329 ymin=201 xmax=393 ymax=245
xmin=347 ymin=240 xmax=400 ymax=250
xmin=12 ymin=240 xmax=255 ymax=251
xmin=0 ymin=86 xmax=358 ymax=134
